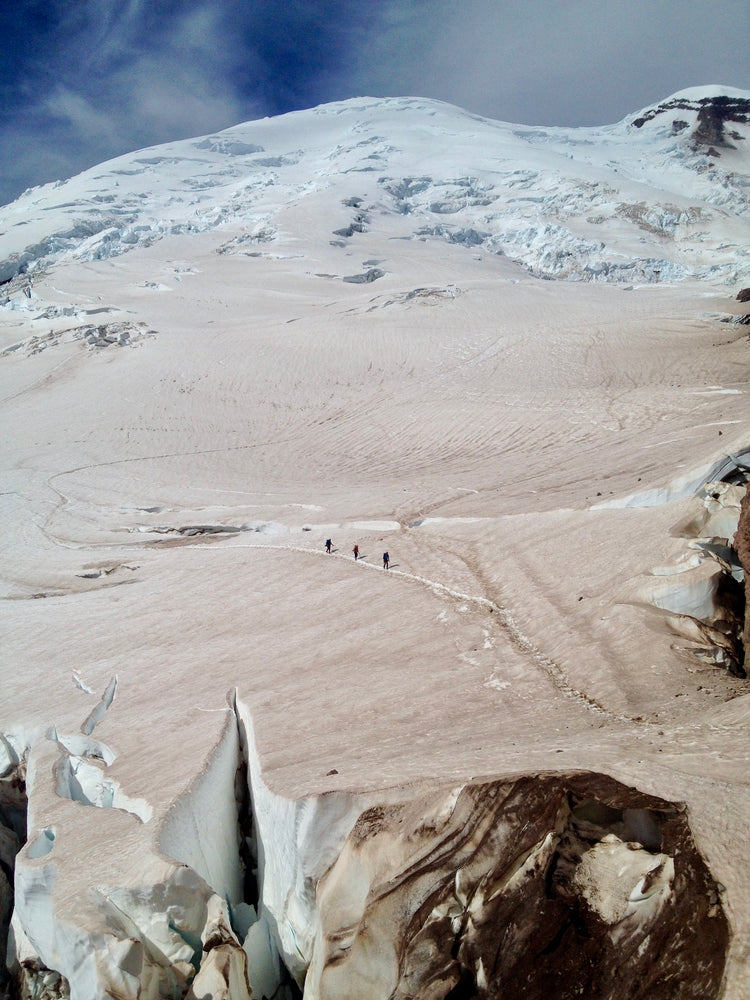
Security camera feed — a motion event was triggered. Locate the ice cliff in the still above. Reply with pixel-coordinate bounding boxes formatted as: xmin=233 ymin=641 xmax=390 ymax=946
xmin=0 ymin=697 xmax=730 ymax=999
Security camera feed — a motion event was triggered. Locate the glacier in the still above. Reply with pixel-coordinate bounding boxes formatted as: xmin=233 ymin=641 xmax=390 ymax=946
xmin=1 ymin=88 xmax=749 ymax=288
xmin=1 ymin=86 xmax=750 ymax=999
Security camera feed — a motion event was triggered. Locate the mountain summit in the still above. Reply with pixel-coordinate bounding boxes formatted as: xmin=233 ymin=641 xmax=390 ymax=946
xmin=1 ymin=86 xmax=749 ymax=288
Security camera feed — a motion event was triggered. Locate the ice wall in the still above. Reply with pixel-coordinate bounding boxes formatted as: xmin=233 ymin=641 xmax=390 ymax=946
xmin=235 ymin=698 xmax=728 ymax=1000
xmin=638 ymin=482 xmax=747 ymax=674
xmin=159 ymin=707 xmax=244 ymax=906
xmin=2 ymin=699 xmax=731 ymax=1000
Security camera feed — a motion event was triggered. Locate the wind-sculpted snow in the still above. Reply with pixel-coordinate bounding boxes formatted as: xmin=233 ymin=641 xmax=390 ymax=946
xmin=1 ymin=87 xmax=748 ymax=284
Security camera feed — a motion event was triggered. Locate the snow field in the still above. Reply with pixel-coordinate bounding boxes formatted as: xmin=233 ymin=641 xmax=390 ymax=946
xmin=1 ymin=89 xmax=749 ymax=997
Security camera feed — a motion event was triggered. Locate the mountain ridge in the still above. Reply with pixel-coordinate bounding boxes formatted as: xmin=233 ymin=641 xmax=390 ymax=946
xmin=1 ymin=85 xmax=749 ymax=287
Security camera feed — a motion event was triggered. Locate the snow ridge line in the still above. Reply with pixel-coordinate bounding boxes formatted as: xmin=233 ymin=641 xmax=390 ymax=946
xmin=195 ymin=540 xmax=617 ymax=722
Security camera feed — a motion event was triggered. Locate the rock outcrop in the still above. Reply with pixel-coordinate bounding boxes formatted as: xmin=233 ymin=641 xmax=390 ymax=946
xmin=632 ymin=93 xmax=750 ymax=152
xmin=692 ymin=96 xmax=750 ymax=149
xmin=0 ymin=753 xmax=26 ymax=995
xmin=268 ymin=773 xmax=729 ymax=1000
xmin=733 ymin=483 xmax=750 ymax=666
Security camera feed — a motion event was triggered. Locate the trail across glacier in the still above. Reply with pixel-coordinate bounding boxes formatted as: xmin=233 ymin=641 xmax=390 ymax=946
xmin=187 ymin=536 xmax=618 ymax=723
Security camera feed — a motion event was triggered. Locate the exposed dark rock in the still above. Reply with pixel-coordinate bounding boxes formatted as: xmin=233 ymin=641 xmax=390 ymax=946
xmin=693 ymin=108 xmax=731 ymax=148
xmin=312 ymin=773 xmax=729 ymax=1000
xmin=632 ymin=95 xmax=750 ymax=154
xmin=733 ymin=483 xmax=750 ymax=668
xmin=711 ymin=570 xmax=746 ymax=677
xmin=736 ymin=287 xmax=750 ymax=303
xmin=0 ymin=755 xmax=27 ymax=994
xmin=720 ymin=312 xmax=750 ymax=326
xmin=633 ymin=94 xmax=750 ymax=129
xmin=13 ymin=960 xmax=70 ymax=1000
xmin=342 ymin=268 xmax=384 ymax=284
xmin=692 ymin=96 xmax=748 ymax=148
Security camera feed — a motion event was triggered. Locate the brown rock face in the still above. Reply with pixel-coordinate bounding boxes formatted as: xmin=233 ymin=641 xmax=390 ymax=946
xmin=309 ymin=773 xmax=729 ymax=1000
xmin=692 ymin=102 xmax=733 ymax=148
xmin=0 ymin=759 xmax=26 ymax=993
xmin=733 ymin=483 xmax=750 ymax=665
xmin=736 ymin=288 xmax=750 ymax=303
xmin=632 ymin=94 xmax=750 ymax=153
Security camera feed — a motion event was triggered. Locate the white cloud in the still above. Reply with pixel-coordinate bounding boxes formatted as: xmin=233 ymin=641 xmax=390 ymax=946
xmin=351 ymin=0 xmax=750 ymax=126
xmin=45 ymin=87 xmax=123 ymax=146
xmin=0 ymin=1 xmax=257 ymax=203
xmin=126 ymin=61 xmax=248 ymax=140
xmin=1 ymin=0 xmax=748 ymax=206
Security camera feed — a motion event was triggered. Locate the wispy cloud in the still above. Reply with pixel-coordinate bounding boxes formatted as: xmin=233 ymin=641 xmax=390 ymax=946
xmin=45 ymin=87 xmax=123 ymax=147
xmin=1 ymin=0 xmax=748 ymax=206
xmin=0 ymin=0 xmax=255 ymax=204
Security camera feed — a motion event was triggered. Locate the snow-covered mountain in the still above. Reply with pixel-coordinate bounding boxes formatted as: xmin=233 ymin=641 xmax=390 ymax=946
xmin=2 ymin=86 xmax=749 ymax=287
xmin=1 ymin=88 xmax=750 ymax=1000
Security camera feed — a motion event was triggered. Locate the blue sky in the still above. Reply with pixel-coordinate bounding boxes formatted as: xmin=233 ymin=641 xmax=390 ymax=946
xmin=1 ymin=0 xmax=748 ymax=206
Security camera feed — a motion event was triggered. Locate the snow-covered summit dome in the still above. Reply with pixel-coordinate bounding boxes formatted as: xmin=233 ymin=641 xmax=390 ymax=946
xmin=1 ymin=87 xmax=748 ymax=287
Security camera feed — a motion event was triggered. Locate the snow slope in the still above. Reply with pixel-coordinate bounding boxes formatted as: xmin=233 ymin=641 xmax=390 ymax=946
xmin=1 ymin=89 xmax=749 ymax=999
xmin=1 ymin=87 xmax=749 ymax=287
